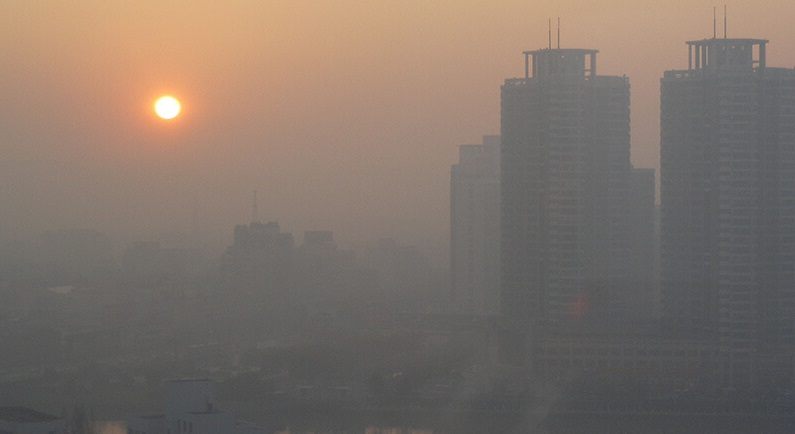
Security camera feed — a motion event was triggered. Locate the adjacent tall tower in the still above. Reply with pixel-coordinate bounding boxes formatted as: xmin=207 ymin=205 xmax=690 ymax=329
xmin=451 ymin=135 xmax=501 ymax=315
xmin=661 ymin=37 xmax=795 ymax=388
xmin=500 ymin=47 xmax=635 ymax=330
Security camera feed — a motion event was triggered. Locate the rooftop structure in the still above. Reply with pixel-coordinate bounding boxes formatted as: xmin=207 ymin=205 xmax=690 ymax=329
xmin=128 ymin=379 xmax=265 ymax=434
xmin=685 ymin=38 xmax=768 ymax=71
xmin=0 ymin=407 xmax=61 ymax=423
xmin=522 ymin=48 xmax=599 ymax=79
xmin=0 ymin=407 xmax=65 ymax=434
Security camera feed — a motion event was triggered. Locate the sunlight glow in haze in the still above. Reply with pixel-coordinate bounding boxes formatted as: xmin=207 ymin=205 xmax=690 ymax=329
xmin=154 ymin=95 xmax=181 ymax=120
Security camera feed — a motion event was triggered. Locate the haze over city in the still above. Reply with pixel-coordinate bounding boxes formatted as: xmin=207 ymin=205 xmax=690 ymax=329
xmin=5 ymin=1 xmax=795 ymax=433
xmin=2 ymin=1 xmax=794 ymax=261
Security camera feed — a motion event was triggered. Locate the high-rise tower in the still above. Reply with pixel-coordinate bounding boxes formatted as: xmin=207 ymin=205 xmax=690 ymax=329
xmin=661 ymin=37 xmax=795 ymax=388
xmin=500 ymin=47 xmax=635 ymax=330
xmin=451 ymin=135 xmax=501 ymax=315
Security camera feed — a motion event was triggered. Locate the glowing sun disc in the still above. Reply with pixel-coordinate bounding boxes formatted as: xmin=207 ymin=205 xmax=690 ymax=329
xmin=154 ymin=95 xmax=181 ymax=120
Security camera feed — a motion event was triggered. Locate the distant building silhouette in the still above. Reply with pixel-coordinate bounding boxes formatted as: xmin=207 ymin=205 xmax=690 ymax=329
xmin=127 ymin=379 xmax=264 ymax=434
xmin=35 ymin=229 xmax=115 ymax=284
xmin=297 ymin=231 xmax=354 ymax=278
xmin=294 ymin=230 xmax=356 ymax=304
xmin=220 ymin=220 xmax=378 ymax=331
xmin=628 ymin=167 xmax=657 ymax=319
xmin=450 ymin=135 xmax=501 ymax=315
xmin=661 ymin=37 xmax=795 ymax=389
xmin=0 ymin=407 xmax=65 ymax=433
xmin=500 ymin=47 xmax=640 ymax=330
xmin=221 ymin=221 xmax=294 ymax=295
xmin=122 ymin=241 xmax=201 ymax=285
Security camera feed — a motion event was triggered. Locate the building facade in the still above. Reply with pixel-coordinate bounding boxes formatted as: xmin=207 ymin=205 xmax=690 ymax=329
xmin=221 ymin=221 xmax=295 ymax=295
xmin=628 ymin=167 xmax=657 ymax=319
xmin=451 ymin=135 xmax=501 ymax=315
xmin=660 ymin=37 xmax=795 ymax=389
xmin=500 ymin=47 xmax=636 ymax=330
xmin=0 ymin=407 xmax=65 ymax=434
xmin=127 ymin=379 xmax=265 ymax=434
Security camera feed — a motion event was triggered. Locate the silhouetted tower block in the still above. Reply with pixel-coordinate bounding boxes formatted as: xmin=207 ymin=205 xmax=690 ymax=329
xmin=661 ymin=37 xmax=795 ymax=389
xmin=628 ymin=168 xmax=657 ymax=319
xmin=451 ymin=135 xmax=501 ymax=315
xmin=523 ymin=48 xmax=598 ymax=80
xmin=501 ymin=47 xmax=635 ymax=331
xmin=222 ymin=221 xmax=295 ymax=294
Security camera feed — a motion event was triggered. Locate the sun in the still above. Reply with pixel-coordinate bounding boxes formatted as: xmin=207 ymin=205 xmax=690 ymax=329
xmin=154 ymin=95 xmax=182 ymax=120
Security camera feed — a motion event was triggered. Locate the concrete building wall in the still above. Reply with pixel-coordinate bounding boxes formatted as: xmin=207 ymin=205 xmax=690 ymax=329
xmin=534 ymin=333 xmax=719 ymax=390
xmin=128 ymin=380 xmax=266 ymax=434
xmin=165 ymin=379 xmax=216 ymax=417
xmin=127 ymin=415 xmax=166 ymax=434
xmin=628 ymin=168 xmax=657 ymax=319
xmin=0 ymin=407 xmax=66 ymax=434
xmin=660 ymin=38 xmax=795 ymax=389
xmin=0 ymin=420 xmax=66 ymax=434
xmin=451 ymin=135 xmax=501 ymax=314
xmin=500 ymin=48 xmax=635 ymax=330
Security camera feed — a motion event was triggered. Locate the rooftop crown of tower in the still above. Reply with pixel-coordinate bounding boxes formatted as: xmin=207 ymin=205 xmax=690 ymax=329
xmin=522 ymin=48 xmax=599 ymax=79
xmin=686 ymin=38 xmax=768 ymax=71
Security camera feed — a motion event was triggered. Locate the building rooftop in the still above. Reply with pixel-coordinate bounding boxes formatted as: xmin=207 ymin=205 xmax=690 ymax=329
xmin=519 ymin=47 xmax=600 ymax=79
xmin=523 ymin=48 xmax=598 ymax=55
xmin=0 ymin=407 xmax=61 ymax=423
xmin=686 ymin=37 xmax=768 ymax=46
xmin=678 ymin=37 xmax=770 ymax=72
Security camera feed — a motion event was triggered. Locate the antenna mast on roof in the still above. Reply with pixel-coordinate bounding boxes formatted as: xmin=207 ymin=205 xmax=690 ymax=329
xmin=548 ymin=18 xmax=552 ymax=49
xmin=713 ymin=7 xmax=717 ymax=39
xmin=557 ymin=17 xmax=561 ymax=49
xmin=724 ymin=5 xmax=728 ymax=39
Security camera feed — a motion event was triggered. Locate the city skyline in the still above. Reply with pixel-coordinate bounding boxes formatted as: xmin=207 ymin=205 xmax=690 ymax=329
xmin=4 ymin=2 xmax=795 ymax=264
xmin=6 ymin=4 xmax=795 ymax=433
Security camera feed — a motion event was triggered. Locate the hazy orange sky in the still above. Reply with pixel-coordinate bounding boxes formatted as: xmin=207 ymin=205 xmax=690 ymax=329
xmin=2 ymin=1 xmax=795 ymax=262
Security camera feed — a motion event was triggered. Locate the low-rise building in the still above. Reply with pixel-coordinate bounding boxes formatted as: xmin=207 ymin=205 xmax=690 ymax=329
xmin=127 ymin=379 xmax=265 ymax=434
xmin=533 ymin=331 xmax=719 ymax=391
xmin=0 ymin=407 xmax=66 ymax=434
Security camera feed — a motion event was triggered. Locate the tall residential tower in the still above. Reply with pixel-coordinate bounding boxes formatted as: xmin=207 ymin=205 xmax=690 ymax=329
xmin=501 ymin=47 xmax=636 ymax=330
xmin=661 ymin=37 xmax=795 ymax=388
xmin=451 ymin=135 xmax=501 ymax=315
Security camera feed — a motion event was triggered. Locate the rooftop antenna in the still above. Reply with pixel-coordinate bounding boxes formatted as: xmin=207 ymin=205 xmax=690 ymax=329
xmin=557 ymin=17 xmax=561 ymax=49
xmin=724 ymin=4 xmax=727 ymax=39
xmin=251 ymin=190 xmax=259 ymax=223
xmin=548 ymin=18 xmax=552 ymax=49
xmin=713 ymin=6 xmax=717 ymax=39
